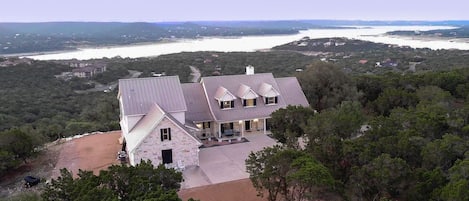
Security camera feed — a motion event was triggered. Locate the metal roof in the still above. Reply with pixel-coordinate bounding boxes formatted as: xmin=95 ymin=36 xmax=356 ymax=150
xmin=237 ymin=84 xmax=259 ymax=99
xmin=181 ymin=83 xmax=214 ymax=122
xmin=201 ymin=73 xmax=287 ymax=122
xmin=125 ymin=103 xmax=201 ymax=153
xmin=125 ymin=103 xmax=165 ymax=153
xmin=214 ymin=86 xmax=236 ymax=101
xmin=118 ymin=76 xmax=187 ymax=116
xmin=258 ymin=82 xmax=280 ymax=97
xmin=118 ymin=73 xmax=309 ymax=125
xmin=275 ymin=77 xmax=309 ymax=107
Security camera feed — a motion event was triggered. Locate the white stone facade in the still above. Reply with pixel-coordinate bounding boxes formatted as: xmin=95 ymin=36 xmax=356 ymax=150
xmin=132 ymin=117 xmax=200 ymax=167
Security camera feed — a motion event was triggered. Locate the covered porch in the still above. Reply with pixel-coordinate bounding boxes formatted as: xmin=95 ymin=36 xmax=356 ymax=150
xmin=193 ymin=118 xmax=272 ymax=143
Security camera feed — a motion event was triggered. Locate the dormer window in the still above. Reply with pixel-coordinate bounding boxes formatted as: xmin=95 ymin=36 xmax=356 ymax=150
xmin=237 ymin=84 xmax=258 ymax=108
xmin=258 ymin=82 xmax=280 ymax=105
xmin=265 ymin=96 xmax=278 ymax=105
xmin=215 ymin=86 xmax=236 ymax=110
xmin=221 ymin=100 xmax=234 ymax=109
xmin=243 ymin=98 xmax=257 ymax=107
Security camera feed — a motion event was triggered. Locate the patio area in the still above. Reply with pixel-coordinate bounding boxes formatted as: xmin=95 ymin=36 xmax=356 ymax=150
xmin=181 ymin=133 xmax=278 ymax=189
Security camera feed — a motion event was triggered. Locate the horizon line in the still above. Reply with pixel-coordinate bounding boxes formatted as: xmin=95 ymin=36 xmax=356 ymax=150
xmin=1 ymin=19 xmax=469 ymax=24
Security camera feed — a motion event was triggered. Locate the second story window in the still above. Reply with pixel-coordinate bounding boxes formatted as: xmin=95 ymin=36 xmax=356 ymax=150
xmin=265 ymin=96 xmax=278 ymax=105
xmin=220 ymin=100 xmax=234 ymax=109
xmin=160 ymin=128 xmax=171 ymax=141
xmin=243 ymin=98 xmax=257 ymax=107
xmin=203 ymin=122 xmax=211 ymax=129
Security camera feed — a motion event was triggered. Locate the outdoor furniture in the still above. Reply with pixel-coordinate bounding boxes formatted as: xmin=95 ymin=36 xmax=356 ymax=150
xmin=117 ymin=151 xmax=127 ymax=163
xmin=177 ymin=160 xmax=185 ymax=171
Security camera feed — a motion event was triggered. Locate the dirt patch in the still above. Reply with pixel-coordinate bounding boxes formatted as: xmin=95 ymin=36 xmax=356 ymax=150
xmin=0 ymin=131 xmax=122 ymax=198
xmin=0 ymin=141 xmax=63 ymax=198
xmin=1 ymin=130 xmax=273 ymax=201
xmin=179 ymin=178 xmax=267 ymax=201
xmin=52 ymin=131 xmax=122 ymax=177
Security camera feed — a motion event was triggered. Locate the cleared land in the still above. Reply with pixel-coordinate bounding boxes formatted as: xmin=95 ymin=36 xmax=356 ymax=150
xmin=1 ymin=131 xmax=270 ymax=200
xmin=179 ymin=178 xmax=266 ymax=201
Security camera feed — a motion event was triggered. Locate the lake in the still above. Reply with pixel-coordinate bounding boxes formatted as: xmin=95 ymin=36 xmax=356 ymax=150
xmin=27 ymin=26 xmax=466 ymax=60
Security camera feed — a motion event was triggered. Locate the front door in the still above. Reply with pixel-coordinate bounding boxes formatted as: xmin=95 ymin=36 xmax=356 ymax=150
xmin=245 ymin=120 xmax=251 ymax=131
xmin=162 ymin=149 xmax=173 ymax=164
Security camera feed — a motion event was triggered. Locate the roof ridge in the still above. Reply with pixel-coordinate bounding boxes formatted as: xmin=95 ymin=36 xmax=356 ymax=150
xmin=119 ymin=75 xmax=180 ymax=82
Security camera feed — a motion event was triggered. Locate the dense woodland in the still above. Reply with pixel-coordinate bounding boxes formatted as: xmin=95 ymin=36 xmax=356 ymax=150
xmin=248 ymin=62 xmax=469 ymax=201
xmin=1 ymin=39 xmax=469 ymax=200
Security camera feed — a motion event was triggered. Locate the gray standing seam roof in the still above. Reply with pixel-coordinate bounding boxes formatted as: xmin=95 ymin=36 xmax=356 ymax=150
xmin=181 ymin=83 xmax=214 ymax=122
xmin=118 ymin=76 xmax=187 ymax=116
xmin=201 ymin=73 xmax=288 ymax=122
xmin=275 ymin=77 xmax=310 ymax=107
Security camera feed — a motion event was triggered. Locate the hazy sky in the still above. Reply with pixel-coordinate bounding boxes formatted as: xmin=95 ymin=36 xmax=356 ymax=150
xmin=2 ymin=0 xmax=467 ymax=22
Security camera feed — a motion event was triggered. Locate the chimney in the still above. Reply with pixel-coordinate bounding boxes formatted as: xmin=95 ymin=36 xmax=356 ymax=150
xmin=246 ymin=65 xmax=254 ymax=75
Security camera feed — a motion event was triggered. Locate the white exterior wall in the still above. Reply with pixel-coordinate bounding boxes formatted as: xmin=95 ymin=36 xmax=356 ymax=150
xmin=129 ymin=152 xmax=136 ymax=166
xmin=170 ymin=111 xmax=185 ymax=125
xmin=132 ymin=117 xmax=200 ymax=167
xmin=126 ymin=115 xmax=143 ymax=132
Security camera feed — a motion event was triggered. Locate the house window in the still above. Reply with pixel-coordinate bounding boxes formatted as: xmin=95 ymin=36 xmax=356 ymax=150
xmin=203 ymin=122 xmax=211 ymax=129
xmin=243 ymin=98 xmax=257 ymax=107
xmin=220 ymin=100 xmax=234 ymax=109
xmin=265 ymin=96 xmax=278 ymax=105
xmin=160 ymin=128 xmax=171 ymax=141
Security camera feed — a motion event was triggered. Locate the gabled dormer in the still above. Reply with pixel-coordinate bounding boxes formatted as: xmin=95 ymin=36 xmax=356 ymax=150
xmin=258 ymin=82 xmax=280 ymax=105
xmin=237 ymin=84 xmax=259 ymax=107
xmin=214 ymin=86 xmax=236 ymax=109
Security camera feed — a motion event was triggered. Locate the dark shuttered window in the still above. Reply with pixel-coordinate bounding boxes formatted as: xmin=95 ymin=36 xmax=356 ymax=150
xmin=160 ymin=128 xmax=171 ymax=141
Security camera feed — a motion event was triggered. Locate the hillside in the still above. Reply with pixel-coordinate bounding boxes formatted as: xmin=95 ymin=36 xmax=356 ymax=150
xmin=273 ymin=37 xmax=469 ymax=74
xmin=387 ymin=26 xmax=469 ymax=38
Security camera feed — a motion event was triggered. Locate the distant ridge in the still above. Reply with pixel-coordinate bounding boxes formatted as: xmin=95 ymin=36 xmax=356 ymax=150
xmin=1 ymin=20 xmax=468 ymax=55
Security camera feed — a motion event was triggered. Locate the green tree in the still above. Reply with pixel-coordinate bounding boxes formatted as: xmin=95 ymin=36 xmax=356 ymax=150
xmin=371 ymin=88 xmax=418 ymax=116
xmin=297 ymin=62 xmax=360 ymax=112
xmin=0 ymin=128 xmax=37 ymax=163
xmin=440 ymin=180 xmax=469 ymax=201
xmin=421 ymin=134 xmax=468 ymax=171
xmin=270 ymin=105 xmax=315 ymax=148
xmin=347 ymin=154 xmax=411 ymax=200
xmin=287 ymin=156 xmax=335 ymax=201
xmin=42 ymin=160 xmax=183 ymax=201
xmin=440 ymin=159 xmax=469 ymax=201
xmin=408 ymin=168 xmax=447 ymax=201
xmin=246 ymin=145 xmax=334 ymax=201
xmin=304 ymin=101 xmax=365 ymax=141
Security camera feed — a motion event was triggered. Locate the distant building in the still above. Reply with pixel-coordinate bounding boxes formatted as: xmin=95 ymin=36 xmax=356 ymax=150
xmin=72 ymin=64 xmax=107 ymax=78
xmin=0 ymin=57 xmax=32 ymax=67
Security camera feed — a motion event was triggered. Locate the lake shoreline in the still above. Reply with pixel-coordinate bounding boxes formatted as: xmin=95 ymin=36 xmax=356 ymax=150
xmin=19 ymin=26 xmax=468 ymax=60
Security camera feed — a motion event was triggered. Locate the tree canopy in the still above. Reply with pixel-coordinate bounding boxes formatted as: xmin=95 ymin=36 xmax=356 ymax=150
xmin=42 ymin=160 xmax=185 ymax=201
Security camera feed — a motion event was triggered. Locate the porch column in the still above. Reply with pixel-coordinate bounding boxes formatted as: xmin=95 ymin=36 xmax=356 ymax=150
xmin=241 ymin=120 xmax=244 ymax=137
xmin=263 ymin=118 xmax=267 ymax=135
xmin=218 ymin=123 xmax=221 ymax=138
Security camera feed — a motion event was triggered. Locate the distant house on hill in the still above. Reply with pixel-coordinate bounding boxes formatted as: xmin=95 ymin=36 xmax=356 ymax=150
xmin=117 ymin=66 xmax=309 ymax=168
xmin=72 ymin=64 xmax=107 ymax=78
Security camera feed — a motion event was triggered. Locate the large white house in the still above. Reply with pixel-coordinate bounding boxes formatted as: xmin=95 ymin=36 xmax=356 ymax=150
xmin=118 ymin=66 xmax=309 ymax=167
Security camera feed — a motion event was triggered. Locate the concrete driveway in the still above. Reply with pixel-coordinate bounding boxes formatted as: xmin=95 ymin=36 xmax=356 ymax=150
xmin=181 ymin=134 xmax=277 ymax=189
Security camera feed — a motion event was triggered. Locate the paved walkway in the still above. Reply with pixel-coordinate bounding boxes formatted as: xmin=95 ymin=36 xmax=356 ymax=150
xmin=181 ymin=134 xmax=277 ymax=189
